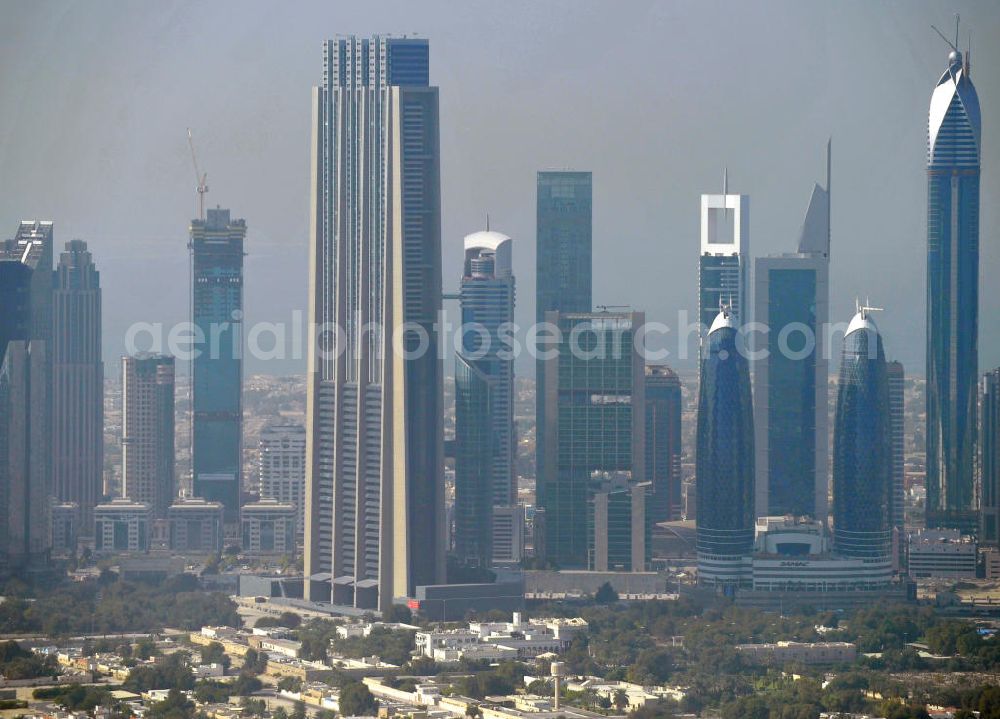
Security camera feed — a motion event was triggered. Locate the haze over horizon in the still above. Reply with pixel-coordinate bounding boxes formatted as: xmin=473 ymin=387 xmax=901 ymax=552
xmin=2 ymin=0 xmax=998 ymax=376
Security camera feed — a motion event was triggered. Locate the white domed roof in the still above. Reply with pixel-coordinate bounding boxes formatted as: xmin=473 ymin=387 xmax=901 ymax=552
xmin=709 ymin=308 xmax=738 ymax=334
xmin=846 ymin=309 xmax=879 ymax=337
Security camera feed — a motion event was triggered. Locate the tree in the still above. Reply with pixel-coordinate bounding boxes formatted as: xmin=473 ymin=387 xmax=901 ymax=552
xmin=147 ymin=688 xmax=195 ymax=719
xmin=594 ymin=582 xmax=619 ymax=605
xmin=277 ymin=676 xmax=303 ymax=693
xmin=382 ymin=604 xmax=413 ymax=624
xmin=339 ymin=681 xmax=378 ymax=716
xmin=199 ymin=641 xmax=231 ymax=669
xmin=613 ymin=689 xmax=629 ymax=711
xmin=272 ymin=708 xmax=289 ymax=719
xmin=291 ymin=701 xmax=307 ymax=719
xmin=242 ymin=648 xmax=267 ymax=675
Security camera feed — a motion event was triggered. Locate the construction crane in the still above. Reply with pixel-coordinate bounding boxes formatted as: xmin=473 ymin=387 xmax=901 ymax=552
xmin=186 ymin=128 xmax=209 ymax=220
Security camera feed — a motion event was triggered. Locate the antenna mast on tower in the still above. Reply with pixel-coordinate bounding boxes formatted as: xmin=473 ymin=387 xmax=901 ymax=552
xmin=187 ymin=128 xmax=209 ymax=220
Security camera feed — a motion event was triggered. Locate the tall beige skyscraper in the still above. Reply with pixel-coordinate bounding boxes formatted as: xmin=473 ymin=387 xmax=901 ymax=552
xmin=304 ymin=36 xmax=444 ymax=610
xmin=121 ymin=354 xmax=175 ymax=519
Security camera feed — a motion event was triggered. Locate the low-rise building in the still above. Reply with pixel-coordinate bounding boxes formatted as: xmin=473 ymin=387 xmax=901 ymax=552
xmin=168 ymin=497 xmax=224 ymax=553
xmin=908 ymin=528 xmax=977 ymax=579
xmin=241 ymin=498 xmax=296 ymax=556
xmin=735 ymin=641 xmax=857 ymax=665
xmin=94 ymin=498 xmax=152 ymax=554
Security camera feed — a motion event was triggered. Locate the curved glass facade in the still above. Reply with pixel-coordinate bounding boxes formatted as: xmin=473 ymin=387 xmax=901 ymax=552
xmin=925 ymin=50 xmax=981 ymax=532
xmin=696 ymin=312 xmax=755 ymax=560
xmin=833 ymin=314 xmax=891 ymax=558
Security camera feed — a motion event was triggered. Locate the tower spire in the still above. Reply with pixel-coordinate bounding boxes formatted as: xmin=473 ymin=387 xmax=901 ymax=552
xmin=723 ymin=167 xmax=728 ymax=196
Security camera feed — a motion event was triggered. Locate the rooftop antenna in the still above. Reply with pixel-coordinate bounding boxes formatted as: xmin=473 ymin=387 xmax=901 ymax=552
xmin=187 ymin=128 xmax=209 ymax=221
xmin=723 ymin=167 xmax=728 ymax=196
xmin=931 ymin=20 xmax=958 ymax=53
xmin=826 ymin=137 xmax=832 ymax=257
xmin=856 ymin=296 xmax=884 ymax=319
xmin=486 ymin=212 xmax=490 ymax=232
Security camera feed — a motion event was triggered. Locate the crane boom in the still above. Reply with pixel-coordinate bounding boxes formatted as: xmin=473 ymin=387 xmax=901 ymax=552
xmin=186 ymin=128 xmax=209 ymax=220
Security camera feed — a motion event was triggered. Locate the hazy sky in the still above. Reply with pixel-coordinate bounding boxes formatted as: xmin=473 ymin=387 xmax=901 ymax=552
xmin=2 ymin=0 xmax=998 ymax=376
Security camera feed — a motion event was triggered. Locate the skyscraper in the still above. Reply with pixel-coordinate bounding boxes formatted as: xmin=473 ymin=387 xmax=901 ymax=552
xmin=536 ymin=171 xmax=592 ymax=508
xmin=305 ymin=36 xmax=444 ymax=609
xmin=0 ymin=221 xmax=54 ymax=575
xmin=190 ymin=208 xmax=245 ymax=523
xmin=925 ymin=40 xmax=981 ymax=533
xmin=981 ymin=369 xmax=1000 ymax=546
xmin=52 ymin=240 xmax=103 ymax=536
xmin=539 ymin=310 xmax=644 ymax=568
xmin=832 ymin=307 xmax=892 ymax=560
xmin=754 ymin=143 xmax=831 ymax=521
xmin=122 ymin=354 xmax=175 ymax=519
xmin=644 ymin=364 xmax=682 ymax=523
xmin=258 ymin=423 xmax=306 ymax=545
xmin=887 ymin=360 xmax=905 ymax=532
xmin=696 ymin=307 xmax=755 ymax=588
xmin=699 ymin=180 xmax=750 ymax=341
xmin=454 ymin=230 xmax=516 ymax=567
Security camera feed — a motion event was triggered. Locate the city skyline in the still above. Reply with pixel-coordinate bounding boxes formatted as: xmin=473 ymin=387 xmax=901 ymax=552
xmin=3 ymin=1 xmax=997 ymax=376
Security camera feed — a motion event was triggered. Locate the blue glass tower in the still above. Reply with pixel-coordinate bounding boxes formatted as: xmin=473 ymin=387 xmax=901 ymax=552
xmin=454 ymin=230 xmax=515 ymax=567
xmin=696 ymin=307 xmax=754 ymax=588
xmin=535 ymin=172 xmax=592 ymax=502
xmin=925 ymin=43 xmax=981 ymax=532
xmin=190 ymin=207 xmax=245 ymax=523
xmin=832 ymin=307 xmax=892 ymax=559
xmin=981 ymin=369 xmax=1000 ymax=546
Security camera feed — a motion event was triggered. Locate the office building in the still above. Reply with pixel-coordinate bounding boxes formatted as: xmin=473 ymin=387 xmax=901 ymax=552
xmin=190 ymin=208 xmax=245 ymax=523
xmin=908 ymin=528 xmax=977 ymax=579
xmin=538 ymin=310 xmax=644 ymax=568
xmin=491 ymin=505 xmax=524 ymax=565
xmin=305 ymin=36 xmax=444 ymax=609
xmin=94 ymin=498 xmax=152 ymax=554
xmin=52 ymin=240 xmax=103 ymax=535
xmin=981 ymin=368 xmax=1000 ymax=545
xmin=0 ymin=221 xmax=54 ymax=575
xmin=832 ymin=306 xmax=892 ymax=560
xmin=536 ymin=171 xmax=593 ymax=524
xmin=121 ymin=354 xmax=175 ymax=518
xmin=925 ymin=40 xmax=982 ymax=533
xmin=258 ymin=423 xmax=306 ymax=543
xmin=589 ymin=480 xmax=651 ymax=572
xmin=50 ymin=501 xmax=79 ymax=556
xmin=168 ymin=497 xmax=224 ymax=553
xmin=754 ymin=143 xmax=831 ymax=521
xmin=696 ymin=307 xmax=755 ymax=588
xmin=454 ymin=230 xmax=516 ymax=567
xmin=699 ymin=179 xmax=750 ymax=343
xmin=644 ymin=364 xmax=682 ymax=523
xmin=887 ymin=361 xmax=905 ymax=532
xmin=242 ymin=498 xmax=296 ymax=557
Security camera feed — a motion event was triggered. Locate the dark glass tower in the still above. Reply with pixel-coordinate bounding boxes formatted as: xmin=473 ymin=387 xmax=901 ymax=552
xmin=190 ymin=208 xmax=245 ymax=523
xmin=52 ymin=240 xmax=103 ymax=535
xmin=832 ymin=308 xmax=892 ymax=559
xmin=305 ymin=36 xmax=443 ymax=609
xmin=644 ymin=364 xmax=682 ymax=523
xmin=539 ymin=310 xmax=644 ymax=568
xmin=696 ymin=307 xmax=754 ymax=587
xmin=122 ymin=354 xmax=175 ymax=519
xmin=887 ymin=360 xmax=905 ymax=532
xmin=535 ymin=172 xmax=592 ymax=505
xmin=981 ymin=368 xmax=1000 ymax=546
xmin=454 ymin=231 xmax=515 ymax=567
xmin=0 ymin=221 xmax=54 ymax=575
xmin=753 ymin=144 xmax=830 ymax=521
xmin=925 ymin=44 xmax=981 ymax=532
